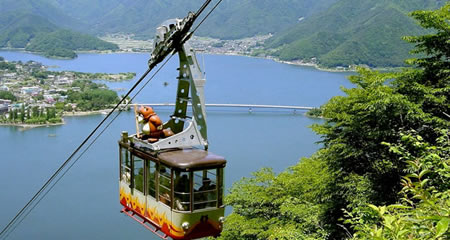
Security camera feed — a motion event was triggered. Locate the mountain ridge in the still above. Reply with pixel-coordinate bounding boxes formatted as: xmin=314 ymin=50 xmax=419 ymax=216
xmin=265 ymin=0 xmax=445 ymax=68
xmin=0 ymin=11 xmax=118 ymax=59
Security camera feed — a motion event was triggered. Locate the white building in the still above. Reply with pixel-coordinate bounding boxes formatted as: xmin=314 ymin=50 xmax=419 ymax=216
xmin=21 ymin=86 xmax=42 ymax=95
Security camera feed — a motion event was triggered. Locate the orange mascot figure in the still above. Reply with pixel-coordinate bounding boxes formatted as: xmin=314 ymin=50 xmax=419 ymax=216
xmin=137 ymin=106 xmax=174 ymax=142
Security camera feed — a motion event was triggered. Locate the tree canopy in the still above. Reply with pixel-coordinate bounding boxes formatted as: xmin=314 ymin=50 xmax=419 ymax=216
xmin=0 ymin=90 xmax=17 ymax=101
xmin=67 ymin=80 xmax=119 ymax=111
xmin=219 ymin=3 xmax=449 ymax=239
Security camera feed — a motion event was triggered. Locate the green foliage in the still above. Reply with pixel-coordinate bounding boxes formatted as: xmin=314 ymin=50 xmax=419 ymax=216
xmin=31 ymin=70 xmax=49 ymax=79
xmin=0 ymin=91 xmax=17 ymax=101
xmin=345 ymin=5 xmax=450 ymax=238
xmin=25 ymin=29 xmax=118 ymax=59
xmin=24 ymin=117 xmax=46 ymax=124
xmin=220 ymin=4 xmax=449 ymax=239
xmin=67 ymin=80 xmax=118 ymax=111
xmin=0 ymin=0 xmax=86 ymax=31
xmin=401 ymin=3 xmax=450 ymax=118
xmin=0 ymin=12 xmax=57 ymax=48
xmin=71 ymin=71 xmax=136 ymax=81
xmin=308 ymin=68 xmax=431 ymax=237
xmin=54 ymin=102 xmax=65 ymax=111
xmin=0 ymin=0 xmax=339 ymax=40
xmin=219 ymin=155 xmax=330 ymax=240
xmin=48 ymin=117 xmax=62 ymax=124
xmin=1 ymin=105 xmax=62 ymax=125
xmin=347 ymin=130 xmax=450 ymax=239
xmin=0 ymin=11 xmax=118 ymax=59
xmin=266 ymin=0 xmax=444 ymax=68
xmin=306 ymin=107 xmax=323 ymax=118
xmin=0 ymin=61 xmax=16 ymax=71
xmin=47 ymin=0 xmax=337 ymax=40
xmin=197 ymin=0 xmax=338 ymax=39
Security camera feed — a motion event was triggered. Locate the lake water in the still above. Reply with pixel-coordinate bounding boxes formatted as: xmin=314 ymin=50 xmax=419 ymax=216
xmin=0 ymin=51 xmax=352 ymax=239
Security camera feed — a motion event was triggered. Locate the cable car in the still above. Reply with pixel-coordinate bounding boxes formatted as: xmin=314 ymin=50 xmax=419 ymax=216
xmin=119 ymin=136 xmax=226 ymax=239
xmin=118 ymin=12 xmax=226 ymax=240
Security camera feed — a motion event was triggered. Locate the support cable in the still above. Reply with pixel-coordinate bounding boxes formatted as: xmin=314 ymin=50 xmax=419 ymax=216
xmin=1 ymin=55 xmax=174 ymax=240
xmin=0 ymin=0 xmax=222 ymax=238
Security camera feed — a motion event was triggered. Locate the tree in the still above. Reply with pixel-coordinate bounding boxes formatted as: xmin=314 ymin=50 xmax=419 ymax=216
xmin=20 ymin=104 xmax=25 ymax=123
xmin=346 ymin=5 xmax=450 ymax=238
xmin=219 ymin=3 xmax=449 ymax=239
xmin=218 ymin=156 xmax=330 ymax=240
xmin=12 ymin=109 xmax=18 ymax=121
xmin=347 ymin=129 xmax=449 ymax=240
xmin=32 ymin=106 xmax=39 ymax=118
xmin=399 ymin=3 xmax=449 ymax=122
xmin=0 ymin=91 xmax=17 ymax=101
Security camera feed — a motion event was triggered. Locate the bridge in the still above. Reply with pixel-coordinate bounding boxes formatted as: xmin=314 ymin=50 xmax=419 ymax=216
xmin=131 ymin=103 xmax=315 ymax=113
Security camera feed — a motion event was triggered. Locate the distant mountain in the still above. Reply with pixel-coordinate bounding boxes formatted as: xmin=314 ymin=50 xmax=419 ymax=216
xmin=0 ymin=0 xmax=87 ymax=32
xmin=0 ymin=12 xmax=57 ymax=48
xmin=265 ymin=0 xmax=445 ymax=68
xmin=1 ymin=0 xmax=444 ymax=67
xmin=40 ymin=0 xmax=339 ymax=39
xmin=0 ymin=12 xmax=118 ymax=58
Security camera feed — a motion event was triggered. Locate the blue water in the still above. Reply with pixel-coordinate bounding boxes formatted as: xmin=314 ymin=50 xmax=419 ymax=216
xmin=0 ymin=51 xmax=353 ymax=239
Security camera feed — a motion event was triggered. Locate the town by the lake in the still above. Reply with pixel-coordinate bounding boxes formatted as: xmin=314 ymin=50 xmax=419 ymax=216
xmin=0 ymin=56 xmax=135 ymax=127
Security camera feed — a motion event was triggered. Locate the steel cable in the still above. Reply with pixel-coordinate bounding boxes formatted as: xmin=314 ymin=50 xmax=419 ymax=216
xmin=0 ymin=0 xmax=222 ymax=238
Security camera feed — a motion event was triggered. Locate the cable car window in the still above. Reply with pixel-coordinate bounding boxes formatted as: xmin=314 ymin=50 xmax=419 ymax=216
xmin=120 ymin=147 xmax=131 ymax=184
xmin=147 ymin=160 xmax=156 ymax=198
xmin=174 ymin=170 xmax=190 ymax=211
xmin=193 ymin=169 xmax=217 ymax=210
xmin=133 ymin=156 xmax=144 ymax=193
xmin=159 ymin=165 xmax=171 ymax=206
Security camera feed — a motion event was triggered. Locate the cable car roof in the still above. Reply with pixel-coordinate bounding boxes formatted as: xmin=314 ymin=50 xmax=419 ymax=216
xmin=158 ymin=149 xmax=226 ymax=170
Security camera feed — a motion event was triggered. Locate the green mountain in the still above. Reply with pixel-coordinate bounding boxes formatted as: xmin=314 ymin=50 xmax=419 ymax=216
xmin=44 ymin=0 xmax=338 ymax=39
xmin=26 ymin=29 xmax=119 ymax=58
xmin=0 ymin=12 xmax=57 ymax=48
xmin=0 ymin=12 xmax=118 ymax=58
xmin=265 ymin=0 xmax=445 ymax=68
xmin=0 ymin=0 xmax=86 ymax=32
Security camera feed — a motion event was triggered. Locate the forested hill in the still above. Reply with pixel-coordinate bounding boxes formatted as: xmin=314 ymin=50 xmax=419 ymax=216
xmin=218 ymin=4 xmax=449 ymax=239
xmin=1 ymin=0 xmax=337 ymax=40
xmin=0 ymin=1 xmax=118 ymax=59
xmin=0 ymin=0 xmax=86 ymax=32
xmin=265 ymin=0 xmax=445 ymax=68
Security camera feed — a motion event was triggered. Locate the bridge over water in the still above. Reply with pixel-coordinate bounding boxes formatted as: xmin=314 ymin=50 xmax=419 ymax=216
xmin=132 ymin=103 xmax=315 ymax=113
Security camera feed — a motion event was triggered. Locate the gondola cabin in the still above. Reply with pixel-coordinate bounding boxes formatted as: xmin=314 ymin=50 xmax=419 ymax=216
xmin=119 ymin=132 xmax=226 ymax=239
xmin=118 ymin=13 xmax=226 ymax=239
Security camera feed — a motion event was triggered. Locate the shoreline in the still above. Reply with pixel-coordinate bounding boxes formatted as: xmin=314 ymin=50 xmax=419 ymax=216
xmin=63 ymin=109 xmax=114 ymax=117
xmin=1 ymin=47 xmax=401 ymax=73
xmin=0 ymin=109 xmax=120 ymax=129
xmin=0 ymin=121 xmax=65 ymax=129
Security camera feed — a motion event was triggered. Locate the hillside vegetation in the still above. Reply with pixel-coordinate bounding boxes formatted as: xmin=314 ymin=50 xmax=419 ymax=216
xmin=0 ymin=6 xmax=118 ymax=58
xmin=265 ymin=0 xmax=445 ymax=68
xmin=1 ymin=0 xmax=338 ymax=40
xmin=219 ymin=4 xmax=449 ymax=239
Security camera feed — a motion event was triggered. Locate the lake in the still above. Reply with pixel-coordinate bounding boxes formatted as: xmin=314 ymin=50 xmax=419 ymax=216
xmin=0 ymin=51 xmax=352 ymax=239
